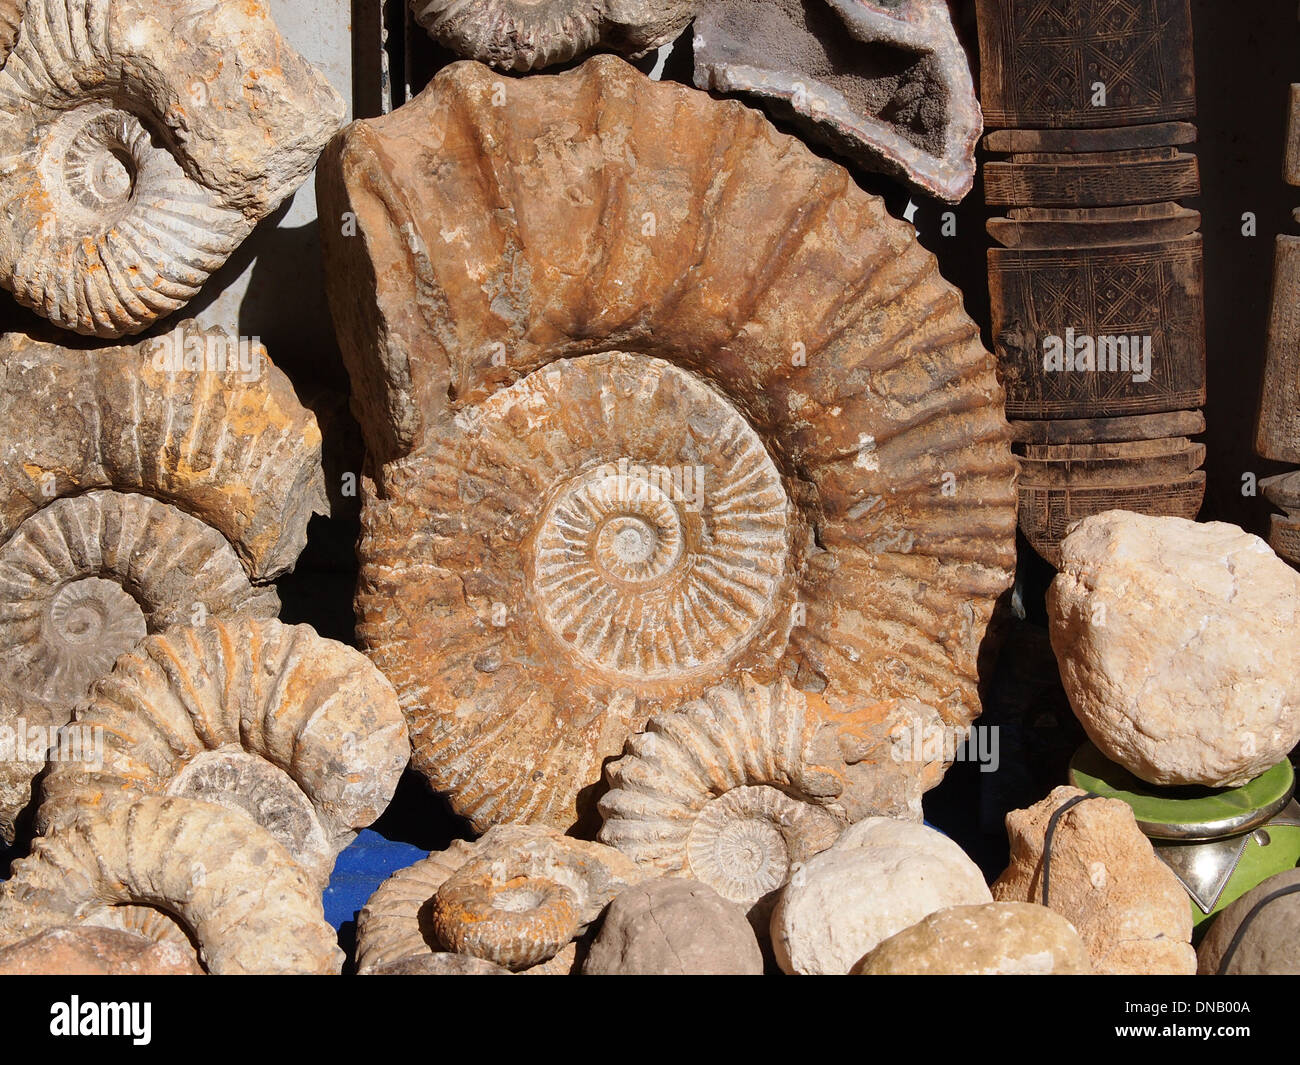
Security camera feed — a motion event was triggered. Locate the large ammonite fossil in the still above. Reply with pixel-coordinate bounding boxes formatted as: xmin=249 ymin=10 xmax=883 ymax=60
xmin=0 ymin=327 xmax=326 ymax=835
xmin=409 ymin=0 xmax=699 ymax=71
xmin=598 ymin=675 xmax=945 ymax=926
xmin=0 ymin=796 xmax=344 ymax=974
xmin=0 ymin=0 xmax=344 ymax=337
xmin=37 ymin=618 xmax=410 ymax=886
xmin=318 ymin=54 xmax=1017 ymax=835
xmin=356 ymin=825 xmax=642 ymax=974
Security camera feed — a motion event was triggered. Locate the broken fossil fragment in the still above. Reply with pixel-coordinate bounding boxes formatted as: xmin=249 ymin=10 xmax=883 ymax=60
xmin=0 ymin=327 xmax=326 ymax=840
xmin=692 ymin=0 xmax=982 ymax=201
xmin=409 ymin=0 xmax=698 ymax=71
xmin=0 ymin=0 xmax=345 ymax=337
xmin=318 ymin=54 xmax=1017 ymax=835
xmin=356 ymin=825 xmax=642 ymax=973
xmin=38 ymin=618 xmax=410 ymax=887
xmin=0 ymin=796 xmax=344 ymax=975
xmin=599 ymin=676 xmax=945 ymax=930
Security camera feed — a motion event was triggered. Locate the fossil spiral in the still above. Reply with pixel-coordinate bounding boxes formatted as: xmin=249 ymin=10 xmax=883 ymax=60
xmin=0 ymin=0 xmax=345 ymax=337
xmin=319 ymin=55 xmax=1017 ymax=835
xmin=356 ymin=825 xmax=641 ymax=973
xmin=409 ymin=0 xmax=699 ymax=71
xmin=38 ymin=618 xmax=410 ymax=886
xmin=0 ymin=328 xmax=326 ymax=835
xmin=0 ymin=796 xmax=344 ymax=974
xmin=598 ymin=675 xmax=944 ymax=923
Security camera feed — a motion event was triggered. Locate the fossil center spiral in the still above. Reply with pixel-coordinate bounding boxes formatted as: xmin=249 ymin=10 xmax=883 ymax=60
xmin=35 ymin=577 xmax=147 ymax=699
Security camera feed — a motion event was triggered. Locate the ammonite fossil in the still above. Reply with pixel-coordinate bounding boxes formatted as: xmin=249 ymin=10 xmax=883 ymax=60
xmin=0 ymin=796 xmax=344 ymax=975
xmin=356 ymin=825 xmax=642 ymax=973
xmin=598 ymin=675 xmax=944 ymax=925
xmin=0 ymin=328 xmax=326 ymax=834
xmin=0 ymin=0 xmax=344 ymax=337
xmin=318 ymin=55 xmax=1017 ymax=835
xmin=693 ymin=0 xmax=984 ymax=201
xmin=409 ymin=0 xmax=698 ymax=71
xmin=37 ymin=618 xmax=409 ymax=886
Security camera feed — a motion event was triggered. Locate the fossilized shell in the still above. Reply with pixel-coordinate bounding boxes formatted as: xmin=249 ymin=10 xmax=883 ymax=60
xmin=318 ymin=54 xmax=1017 ymax=835
xmin=0 ymin=796 xmax=344 ymax=974
xmin=0 ymin=679 xmax=59 ymax=845
xmin=0 ymin=0 xmax=22 ymax=63
xmin=356 ymin=825 xmax=641 ymax=973
xmin=0 ymin=0 xmax=345 ymax=337
xmin=692 ymin=0 xmax=983 ymax=201
xmin=409 ymin=0 xmax=698 ymax=71
xmin=598 ymin=675 xmax=944 ymax=924
xmin=0 ymin=925 xmax=204 ymax=975
xmin=37 ymin=618 xmax=410 ymax=886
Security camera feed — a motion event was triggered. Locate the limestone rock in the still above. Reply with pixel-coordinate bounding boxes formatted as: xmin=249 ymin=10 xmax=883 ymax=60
xmin=0 ymin=926 xmax=203 ymax=976
xmin=410 ymin=0 xmax=698 ymax=71
xmin=0 ymin=0 xmax=345 ymax=337
xmin=693 ymin=0 xmax=983 ymax=201
xmin=770 ymin=817 xmax=993 ymax=974
xmin=1198 ymin=869 xmax=1300 ymax=975
xmin=583 ymin=878 xmax=764 ymax=975
xmin=365 ymin=953 xmax=512 ymax=976
xmin=992 ymin=786 xmax=1195 ymax=976
xmin=1048 ymin=512 xmax=1300 ymax=787
xmin=318 ymin=54 xmax=1017 ymax=836
xmin=851 ymin=901 xmax=1091 ymax=975
xmin=0 ymin=796 xmax=343 ymax=975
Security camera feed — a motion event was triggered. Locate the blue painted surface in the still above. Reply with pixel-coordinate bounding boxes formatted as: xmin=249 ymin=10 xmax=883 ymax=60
xmin=322 ymin=828 xmax=428 ymax=931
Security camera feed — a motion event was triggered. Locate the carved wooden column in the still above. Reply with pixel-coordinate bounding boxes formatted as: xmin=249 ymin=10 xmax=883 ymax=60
xmin=976 ymin=0 xmax=1206 ymax=566
xmin=1259 ymin=83 xmax=1300 ymax=566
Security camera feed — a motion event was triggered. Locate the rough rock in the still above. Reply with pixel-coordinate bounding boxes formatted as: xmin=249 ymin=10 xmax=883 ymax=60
xmin=365 ymin=953 xmax=512 ymax=976
xmin=693 ymin=0 xmax=982 ymax=201
xmin=318 ymin=54 xmax=1017 ymax=836
xmin=1048 ymin=512 xmax=1300 ymax=787
xmin=851 ymin=901 xmax=1092 ymax=975
xmin=0 ymin=926 xmax=203 ymax=976
xmin=0 ymin=0 xmax=344 ymax=337
xmin=770 ymin=817 xmax=993 ymax=974
xmin=992 ymin=786 xmax=1195 ymax=975
xmin=582 ymin=878 xmax=764 ymax=975
xmin=1198 ymin=869 xmax=1300 ymax=975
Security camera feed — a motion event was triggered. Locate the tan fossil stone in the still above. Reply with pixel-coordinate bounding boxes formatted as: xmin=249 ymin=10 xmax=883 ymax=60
xmin=991 ymin=786 xmax=1195 ymax=976
xmin=357 ymin=825 xmax=642 ymax=973
xmin=1197 ymin=869 xmax=1300 ymax=976
xmin=365 ymin=952 xmax=513 ymax=976
xmin=409 ymin=0 xmax=698 ymax=71
xmin=0 ymin=796 xmax=344 ymax=974
xmin=851 ymin=901 xmax=1092 ymax=975
xmin=599 ymin=676 xmax=944 ymax=931
xmin=37 ymin=618 xmax=410 ymax=887
xmin=0 ymin=926 xmax=203 ymax=975
xmin=317 ymin=55 xmax=1018 ymax=836
xmin=1048 ymin=512 xmax=1300 ymax=787
xmin=0 ymin=0 xmax=344 ymax=337
xmin=770 ymin=816 xmax=993 ymax=974
xmin=0 ymin=327 xmax=326 ymax=838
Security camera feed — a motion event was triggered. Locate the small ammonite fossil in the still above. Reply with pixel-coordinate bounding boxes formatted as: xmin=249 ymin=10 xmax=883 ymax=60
xmin=0 ymin=327 xmax=327 ymax=835
xmin=409 ymin=0 xmax=699 ymax=71
xmin=318 ymin=54 xmax=1017 ymax=836
xmin=598 ymin=675 xmax=945 ymax=927
xmin=37 ymin=618 xmax=410 ymax=887
xmin=356 ymin=825 xmax=642 ymax=973
xmin=0 ymin=0 xmax=344 ymax=337
xmin=0 ymin=796 xmax=344 ymax=975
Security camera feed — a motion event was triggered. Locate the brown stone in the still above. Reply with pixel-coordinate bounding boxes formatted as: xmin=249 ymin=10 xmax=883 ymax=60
xmin=0 ymin=0 xmax=344 ymax=337
xmin=1197 ymin=869 xmax=1300 ymax=976
xmin=318 ymin=55 xmax=1017 ymax=836
xmin=991 ymin=786 xmax=1195 ymax=975
xmin=0 ymin=926 xmax=203 ymax=976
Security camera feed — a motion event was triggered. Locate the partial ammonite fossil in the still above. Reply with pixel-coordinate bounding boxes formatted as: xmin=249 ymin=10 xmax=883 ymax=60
xmin=318 ymin=55 xmax=1016 ymax=835
xmin=409 ymin=0 xmax=698 ymax=71
xmin=356 ymin=825 xmax=642 ymax=973
xmin=0 ymin=797 xmax=344 ymax=974
xmin=693 ymin=0 xmax=984 ymax=201
xmin=0 ymin=327 xmax=327 ymax=834
xmin=0 ymin=0 xmax=344 ymax=337
xmin=598 ymin=675 xmax=944 ymax=926
xmin=37 ymin=618 xmax=409 ymax=887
